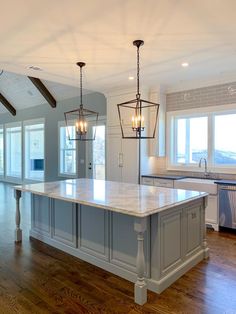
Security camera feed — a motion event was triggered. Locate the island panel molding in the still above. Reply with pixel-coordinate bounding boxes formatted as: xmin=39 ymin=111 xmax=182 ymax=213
xmin=14 ymin=178 xmax=209 ymax=305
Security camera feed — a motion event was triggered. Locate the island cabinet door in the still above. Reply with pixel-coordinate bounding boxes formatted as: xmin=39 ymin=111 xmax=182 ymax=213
xmin=31 ymin=195 xmax=51 ymax=236
xmin=183 ymin=203 xmax=202 ymax=257
xmin=154 ymin=208 xmax=184 ymax=278
xmin=78 ymin=205 xmax=109 ymax=261
xmin=110 ymin=212 xmax=150 ymax=276
xmin=51 ymin=200 xmax=77 ymax=248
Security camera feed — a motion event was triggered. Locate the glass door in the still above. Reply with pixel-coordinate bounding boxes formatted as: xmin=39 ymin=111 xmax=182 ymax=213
xmin=86 ymin=122 xmax=106 ymax=180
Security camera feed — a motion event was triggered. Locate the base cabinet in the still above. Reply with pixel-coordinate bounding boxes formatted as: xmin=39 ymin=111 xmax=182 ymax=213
xmin=155 ymin=202 xmax=202 ymax=279
xmin=159 ymin=210 xmax=182 ymax=275
xmin=142 ymin=177 xmax=174 ymax=188
xmin=52 ymin=199 xmax=77 ymax=248
xmin=110 ymin=212 xmax=150 ymax=275
xmin=143 ymin=177 xmax=219 ymax=231
xmin=78 ymin=204 xmax=109 ymax=260
xmin=31 ymin=195 xmax=51 ymax=236
xmin=30 ymin=195 xmax=207 ymax=295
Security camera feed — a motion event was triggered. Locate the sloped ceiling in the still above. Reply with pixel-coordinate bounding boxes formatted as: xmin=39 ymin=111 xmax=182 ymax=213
xmin=0 ymin=71 xmax=91 ymax=114
xmin=1 ymin=0 xmax=236 ymax=94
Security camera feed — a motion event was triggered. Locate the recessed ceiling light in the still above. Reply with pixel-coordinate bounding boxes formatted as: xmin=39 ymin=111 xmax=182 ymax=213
xmin=128 ymin=76 xmax=134 ymax=80
xmin=27 ymin=65 xmax=43 ymax=71
xmin=181 ymin=62 xmax=189 ymax=67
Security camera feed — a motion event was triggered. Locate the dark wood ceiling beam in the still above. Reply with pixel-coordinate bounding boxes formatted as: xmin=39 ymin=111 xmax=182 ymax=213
xmin=28 ymin=76 xmax=57 ymax=108
xmin=0 ymin=93 xmax=16 ymax=116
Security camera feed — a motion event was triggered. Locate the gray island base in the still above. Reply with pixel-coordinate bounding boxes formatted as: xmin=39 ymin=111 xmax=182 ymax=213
xmin=14 ymin=179 xmax=209 ymax=305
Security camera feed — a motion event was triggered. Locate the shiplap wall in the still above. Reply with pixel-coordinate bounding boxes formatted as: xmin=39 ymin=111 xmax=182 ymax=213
xmin=150 ymin=81 xmax=236 ymax=179
xmin=166 ymin=82 xmax=236 ymax=111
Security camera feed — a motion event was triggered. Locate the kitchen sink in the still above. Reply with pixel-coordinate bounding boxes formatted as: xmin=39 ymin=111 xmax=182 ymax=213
xmin=174 ymin=177 xmax=217 ymax=194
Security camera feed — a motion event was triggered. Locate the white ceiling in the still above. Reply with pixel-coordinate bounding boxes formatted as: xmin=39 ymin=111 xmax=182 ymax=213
xmin=1 ymin=0 xmax=236 ymax=93
xmin=0 ymin=71 xmax=90 ymax=114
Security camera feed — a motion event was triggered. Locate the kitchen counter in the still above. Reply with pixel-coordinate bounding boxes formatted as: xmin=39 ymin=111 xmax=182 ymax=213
xmin=142 ymin=174 xmax=186 ymax=180
xmin=15 ymin=178 xmax=206 ymax=217
xmin=214 ymin=180 xmax=236 ymax=185
xmin=13 ymin=178 xmax=209 ymax=305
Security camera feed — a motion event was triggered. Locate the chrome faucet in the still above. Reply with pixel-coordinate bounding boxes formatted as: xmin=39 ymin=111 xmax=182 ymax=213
xmin=198 ymin=158 xmax=209 ymax=177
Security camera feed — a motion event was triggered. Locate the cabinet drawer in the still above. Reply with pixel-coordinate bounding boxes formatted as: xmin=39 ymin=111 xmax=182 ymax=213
xmin=154 ymin=178 xmax=174 ymax=188
xmin=142 ymin=177 xmax=154 ymax=186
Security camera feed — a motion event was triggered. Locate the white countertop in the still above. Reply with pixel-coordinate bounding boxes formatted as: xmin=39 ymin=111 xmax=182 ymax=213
xmin=15 ymin=179 xmax=207 ymax=217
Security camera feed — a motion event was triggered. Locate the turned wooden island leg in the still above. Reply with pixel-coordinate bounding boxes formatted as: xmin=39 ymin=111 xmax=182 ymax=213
xmin=14 ymin=189 xmax=22 ymax=243
xmin=134 ymin=217 xmax=147 ymax=305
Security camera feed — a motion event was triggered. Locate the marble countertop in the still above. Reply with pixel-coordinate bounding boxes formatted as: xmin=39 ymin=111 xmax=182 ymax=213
xmin=14 ymin=179 xmax=207 ymax=217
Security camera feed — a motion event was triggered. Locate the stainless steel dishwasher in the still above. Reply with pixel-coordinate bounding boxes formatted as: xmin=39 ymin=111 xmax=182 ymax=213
xmin=219 ymin=185 xmax=236 ymax=229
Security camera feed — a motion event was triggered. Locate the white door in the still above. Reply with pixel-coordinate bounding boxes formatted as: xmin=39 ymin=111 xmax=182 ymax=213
xmin=86 ymin=122 xmax=106 ymax=180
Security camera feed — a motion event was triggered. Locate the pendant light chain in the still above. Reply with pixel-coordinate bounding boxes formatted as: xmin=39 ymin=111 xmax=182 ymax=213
xmin=136 ymin=44 xmax=140 ymax=99
xmin=80 ymin=65 xmax=83 ymax=109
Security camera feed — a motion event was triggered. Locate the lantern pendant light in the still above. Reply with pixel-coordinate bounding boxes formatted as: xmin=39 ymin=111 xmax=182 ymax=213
xmin=117 ymin=40 xmax=159 ymax=139
xmin=64 ymin=62 xmax=99 ymax=141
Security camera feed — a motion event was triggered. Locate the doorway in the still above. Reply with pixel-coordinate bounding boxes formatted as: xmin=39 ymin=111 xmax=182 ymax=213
xmin=86 ymin=122 xmax=106 ymax=180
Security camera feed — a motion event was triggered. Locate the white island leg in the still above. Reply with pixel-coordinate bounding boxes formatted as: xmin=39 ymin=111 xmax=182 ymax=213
xmin=14 ymin=190 xmax=22 ymax=243
xmin=134 ymin=217 xmax=147 ymax=305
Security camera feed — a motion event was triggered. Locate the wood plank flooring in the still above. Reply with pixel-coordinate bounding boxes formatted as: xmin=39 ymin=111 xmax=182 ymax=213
xmin=0 ymin=182 xmax=236 ymax=313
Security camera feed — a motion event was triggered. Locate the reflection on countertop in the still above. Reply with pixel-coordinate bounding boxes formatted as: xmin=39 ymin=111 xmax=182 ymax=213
xmin=14 ymin=178 xmax=207 ymax=218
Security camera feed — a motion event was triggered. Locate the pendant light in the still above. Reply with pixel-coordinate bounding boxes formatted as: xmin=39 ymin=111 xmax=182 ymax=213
xmin=117 ymin=40 xmax=159 ymax=139
xmin=64 ymin=62 xmax=99 ymax=141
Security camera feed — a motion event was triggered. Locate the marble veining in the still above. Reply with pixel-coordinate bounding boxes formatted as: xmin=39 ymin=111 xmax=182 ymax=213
xmin=14 ymin=179 xmax=207 ymax=217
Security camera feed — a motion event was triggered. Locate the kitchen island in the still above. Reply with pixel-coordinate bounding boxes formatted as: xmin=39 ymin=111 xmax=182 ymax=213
xmin=14 ymin=179 xmax=209 ymax=305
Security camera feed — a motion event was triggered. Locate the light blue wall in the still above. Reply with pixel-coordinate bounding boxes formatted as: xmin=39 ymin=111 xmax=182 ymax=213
xmin=0 ymin=92 xmax=106 ymax=183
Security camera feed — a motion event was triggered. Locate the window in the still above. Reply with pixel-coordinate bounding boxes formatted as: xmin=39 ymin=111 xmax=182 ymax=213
xmin=59 ymin=124 xmax=77 ymax=176
xmin=167 ymin=104 xmax=236 ymax=173
xmin=6 ymin=123 xmax=22 ymax=178
xmin=0 ymin=126 xmax=4 ymax=175
xmin=24 ymin=120 xmax=45 ymax=181
xmin=174 ymin=116 xmax=208 ymax=164
xmin=214 ymin=113 xmax=236 ymax=165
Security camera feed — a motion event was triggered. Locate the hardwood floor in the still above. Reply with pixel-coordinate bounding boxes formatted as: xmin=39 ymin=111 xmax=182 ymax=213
xmin=0 ymin=182 xmax=236 ymax=313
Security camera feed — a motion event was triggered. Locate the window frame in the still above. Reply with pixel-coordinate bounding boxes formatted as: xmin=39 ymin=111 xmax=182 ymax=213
xmin=5 ymin=121 xmax=22 ymax=181
xmin=58 ymin=121 xmax=78 ymax=178
xmin=0 ymin=125 xmax=4 ymax=177
xmin=23 ymin=118 xmax=45 ymax=182
xmin=167 ymin=103 xmax=236 ymax=174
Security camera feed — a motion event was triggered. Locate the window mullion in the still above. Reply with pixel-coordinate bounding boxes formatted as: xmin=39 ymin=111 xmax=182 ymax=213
xmin=186 ymin=119 xmax=190 ymax=164
xmin=174 ymin=118 xmax=177 ymax=164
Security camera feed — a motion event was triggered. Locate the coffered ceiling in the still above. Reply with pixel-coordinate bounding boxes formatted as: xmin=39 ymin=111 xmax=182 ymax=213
xmin=1 ymin=0 xmax=236 ymax=93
